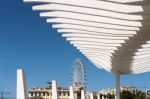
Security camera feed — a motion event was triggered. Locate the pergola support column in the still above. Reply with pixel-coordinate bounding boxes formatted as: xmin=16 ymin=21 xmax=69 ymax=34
xmin=115 ymin=71 xmax=120 ymax=99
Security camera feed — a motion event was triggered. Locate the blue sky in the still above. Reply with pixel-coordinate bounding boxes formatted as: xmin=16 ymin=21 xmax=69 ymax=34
xmin=0 ymin=0 xmax=150 ymax=98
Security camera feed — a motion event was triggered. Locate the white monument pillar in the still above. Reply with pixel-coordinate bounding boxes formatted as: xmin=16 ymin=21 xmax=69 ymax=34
xmin=90 ymin=93 xmax=94 ymax=99
xmin=17 ymin=69 xmax=27 ymax=99
xmin=52 ymin=80 xmax=58 ymax=99
xmin=115 ymin=72 xmax=120 ymax=99
xmin=69 ymin=86 xmax=74 ymax=99
xmin=81 ymin=90 xmax=85 ymax=99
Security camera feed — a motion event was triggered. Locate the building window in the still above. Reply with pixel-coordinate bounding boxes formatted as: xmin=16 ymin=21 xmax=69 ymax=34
xmin=47 ymin=93 xmax=49 ymax=96
xmin=65 ymin=93 xmax=69 ymax=96
xmin=61 ymin=93 xmax=64 ymax=96
xmin=31 ymin=93 xmax=33 ymax=96
xmin=35 ymin=93 xmax=37 ymax=96
xmin=43 ymin=93 xmax=45 ymax=96
xmin=50 ymin=93 xmax=52 ymax=96
xmin=39 ymin=93 xmax=41 ymax=96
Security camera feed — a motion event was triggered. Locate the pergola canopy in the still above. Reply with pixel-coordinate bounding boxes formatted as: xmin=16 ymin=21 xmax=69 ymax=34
xmin=24 ymin=0 xmax=150 ymax=75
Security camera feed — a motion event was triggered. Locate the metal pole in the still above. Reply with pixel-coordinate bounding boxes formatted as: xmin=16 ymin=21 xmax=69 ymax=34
xmin=146 ymin=90 xmax=147 ymax=99
xmin=115 ymin=71 xmax=120 ymax=99
xmin=0 ymin=91 xmax=10 ymax=99
xmin=1 ymin=92 xmax=4 ymax=99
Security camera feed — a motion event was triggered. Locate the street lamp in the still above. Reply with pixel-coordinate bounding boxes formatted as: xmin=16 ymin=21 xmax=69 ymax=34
xmin=0 ymin=91 xmax=10 ymax=99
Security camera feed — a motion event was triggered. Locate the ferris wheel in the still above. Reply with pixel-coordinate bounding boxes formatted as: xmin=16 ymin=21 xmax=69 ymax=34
xmin=70 ymin=58 xmax=87 ymax=90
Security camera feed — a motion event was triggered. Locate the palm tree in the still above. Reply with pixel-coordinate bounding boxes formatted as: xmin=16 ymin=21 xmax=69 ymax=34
xmin=121 ymin=90 xmax=133 ymax=99
xmin=107 ymin=93 xmax=115 ymax=99
xmin=134 ymin=91 xmax=146 ymax=99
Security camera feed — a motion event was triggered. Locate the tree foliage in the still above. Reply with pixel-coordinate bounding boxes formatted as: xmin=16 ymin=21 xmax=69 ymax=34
xmin=121 ymin=90 xmax=134 ymax=99
xmin=104 ymin=90 xmax=147 ymax=99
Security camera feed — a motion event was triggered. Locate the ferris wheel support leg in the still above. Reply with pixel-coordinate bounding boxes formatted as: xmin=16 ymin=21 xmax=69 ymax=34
xmin=115 ymin=71 xmax=120 ymax=99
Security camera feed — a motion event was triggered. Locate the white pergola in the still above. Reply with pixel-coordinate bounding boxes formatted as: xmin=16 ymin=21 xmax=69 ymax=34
xmin=23 ymin=0 xmax=150 ymax=99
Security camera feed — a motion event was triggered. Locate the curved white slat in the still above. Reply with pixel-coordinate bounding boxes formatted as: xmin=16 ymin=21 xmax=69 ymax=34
xmin=142 ymin=44 xmax=150 ymax=48
xmin=132 ymin=61 xmax=150 ymax=66
xmin=132 ymin=69 xmax=150 ymax=74
xmin=66 ymin=38 xmax=125 ymax=43
xmin=135 ymin=51 xmax=150 ymax=55
xmin=83 ymin=52 xmax=111 ymax=57
xmin=58 ymin=29 xmax=135 ymax=36
xmin=138 ymin=47 xmax=150 ymax=51
xmin=85 ymin=54 xmax=112 ymax=61
xmin=70 ymin=41 xmax=121 ymax=47
xmin=86 ymin=56 xmax=111 ymax=66
xmin=132 ymin=65 xmax=150 ymax=71
xmin=134 ymin=54 xmax=150 ymax=59
xmin=33 ymin=4 xmax=143 ymax=21
xmin=47 ymin=18 xmax=140 ymax=31
xmin=79 ymin=51 xmax=113 ymax=57
xmin=73 ymin=44 xmax=117 ymax=50
xmin=79 ymin=49 xmax=113 ymax=55
xmin=132 ymin=57 xmax=150 ymax=63
xmin=87 ymin=57 xmax=111 ymax=69
xmin=147 ymin=41 xmax=150 ymax=43
xmin=105 ymin=0 xmax=143 ymax=3
xmin=53 ymin=24 xmax=137 ymax=34
xmin=76 ymin=47 xmax=115 ymax=53
xmin=62 ymin=33 xmax=129 ymax=40
xmin=24 ymin=0 xmax=143 ymax=13
xmin=41 ymin=11 xmax=142 ymax=27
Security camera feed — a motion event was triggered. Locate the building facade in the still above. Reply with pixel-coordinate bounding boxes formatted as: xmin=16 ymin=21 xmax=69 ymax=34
xmin=99 ymin=85 xmax=137 ymax=95
xmin=121 ymin=86 xmax=137 ymax=94
xmin=28 ymin=83 xmax=82 ymax=99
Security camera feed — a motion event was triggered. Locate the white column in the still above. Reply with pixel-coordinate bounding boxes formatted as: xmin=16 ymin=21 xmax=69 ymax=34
xmin=17 ymin=69 xmax=27 ymax=99
xmin=115 ymin=72 xmax=120 ymax=99
xmin=81 ymin=90 xmax=85 ymax=99
xmin=97 ymin=93 xmax=100 ymax=99
xmin=28 ymin=93 xmax=31 ymax=97
xmin=52 ymin=80 xmax=58 ymax=99
xmin=33 ymin=93 xmax=35 ymax=96
xmin=69 ymin=86 xmax=74 ymax=99
xmin=102 ymin=96 xmax=104 ymax=99
xmin=37 ymin=93 xmax=39 ymax=96
xmin=90 ymin=93 xmax=93 ymax=99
